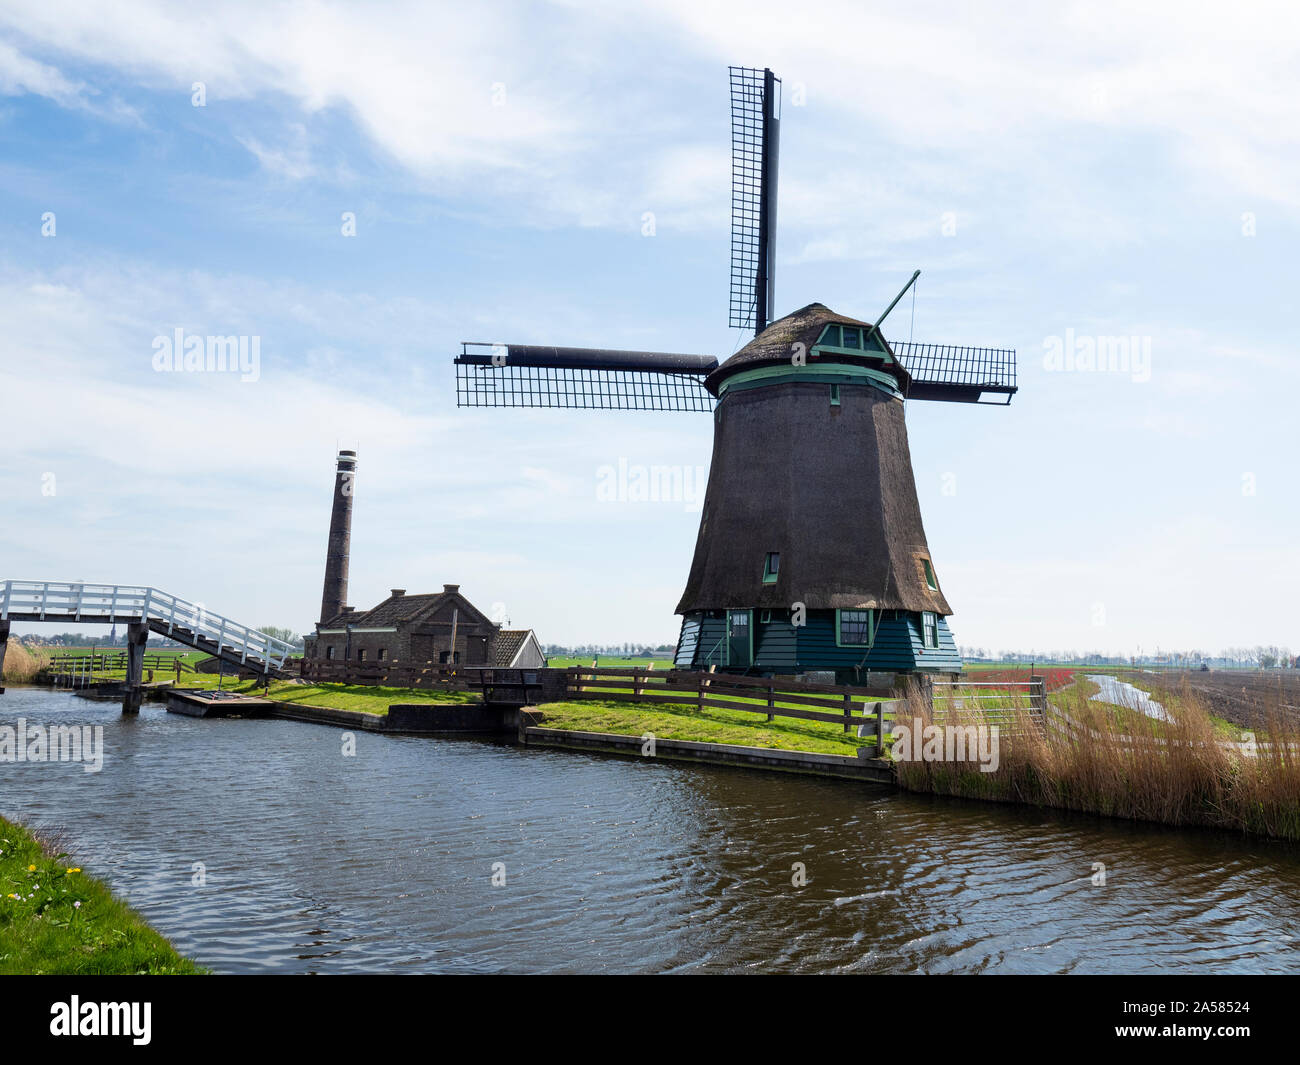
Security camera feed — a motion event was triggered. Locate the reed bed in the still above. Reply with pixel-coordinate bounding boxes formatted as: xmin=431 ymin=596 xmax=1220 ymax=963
xmin=896 ymin=678 xmax=1300 ymax=840
xmin=1 ymin=640 xmax=49 ymax=684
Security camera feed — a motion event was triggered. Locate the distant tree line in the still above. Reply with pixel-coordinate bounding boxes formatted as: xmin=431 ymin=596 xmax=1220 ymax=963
xmin=543 ymin=643 xmax=675 ymax=656
xmin=960 ymin=646 xmax=1297 ymax=668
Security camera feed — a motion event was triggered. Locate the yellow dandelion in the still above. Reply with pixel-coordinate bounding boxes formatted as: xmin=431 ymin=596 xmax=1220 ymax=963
xmin=67 ymin=867 xmax=80 ymax=873
xmin=27 ymin=864 xmax=35 ymax=871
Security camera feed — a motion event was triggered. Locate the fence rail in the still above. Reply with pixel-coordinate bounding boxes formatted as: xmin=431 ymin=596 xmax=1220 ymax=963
xmin=300 ymin=659 xmax=470 ymax=690
xmin=45 ymin=653 xmax=197 ymax=674
xmin=562 ymin=666 xmax=902 ymax=747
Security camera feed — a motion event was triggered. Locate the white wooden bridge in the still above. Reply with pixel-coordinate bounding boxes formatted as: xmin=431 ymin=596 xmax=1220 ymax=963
xmin=0 ymin=581 xmax=296 ymax=710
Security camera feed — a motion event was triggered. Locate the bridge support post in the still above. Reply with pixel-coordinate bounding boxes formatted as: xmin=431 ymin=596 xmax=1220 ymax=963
xmin=122 ymin=621 xmax=148 ymax=714
xmin=0 ymin=619 xmax=10 ymax=695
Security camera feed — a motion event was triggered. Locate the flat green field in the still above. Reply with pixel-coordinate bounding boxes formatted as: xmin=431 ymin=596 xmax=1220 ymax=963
xmin=546 ymin=655 xmax=672 ymax=669
xmin=0 ymin=816 xmax=202 ymax=975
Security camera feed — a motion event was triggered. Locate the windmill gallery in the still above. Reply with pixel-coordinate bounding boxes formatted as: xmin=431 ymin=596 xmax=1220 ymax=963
xmin=455 ymin=67 xmax=1017 ymax=686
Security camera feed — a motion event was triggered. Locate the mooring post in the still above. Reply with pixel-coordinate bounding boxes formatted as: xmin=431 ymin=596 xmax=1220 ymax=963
xmin=122 ymin=621 xmax=148 ymax=714
xmin=0 ymin=619 xmax=10 ymax=694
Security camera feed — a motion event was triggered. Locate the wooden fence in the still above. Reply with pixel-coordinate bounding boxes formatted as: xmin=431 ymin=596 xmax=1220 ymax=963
xmin=46 ymin=652 xmax=197 ymax=675
xmin=562 ymin=666 xmax=902 ymax=749
xmin=300 ymin=658 xmax=470 ymax=691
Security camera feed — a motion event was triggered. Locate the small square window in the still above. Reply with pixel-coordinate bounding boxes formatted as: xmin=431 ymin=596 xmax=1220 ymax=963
xmin=839 ymin=609 xmax=873 ymax=646
xmin=763 ymin=552 xmax=780 ymax=583
xmin=830 ymin=384 xmax=840 ymax=406
xmin=923 ymin=559 xmax=937 ymax=591
xmin=377 ymin=648 xmax=386 ymax=661
xmin=358 ymin=649 xmax=367 ymax=662
xmin=842 ymin=328 xmax=861 ymax=350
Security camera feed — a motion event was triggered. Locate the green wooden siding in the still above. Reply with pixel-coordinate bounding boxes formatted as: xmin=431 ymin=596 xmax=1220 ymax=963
xmin=677 ymin=609 xmax=963 ymax=674
xmin=673 ymin=615 xmax=700 ymax=668
xmin=753 ymin=615 xmax=798 ymax=670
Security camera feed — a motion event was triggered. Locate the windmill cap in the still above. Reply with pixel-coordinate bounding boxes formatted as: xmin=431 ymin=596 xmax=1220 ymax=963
xmin=706 ymin=303 xmax=912 ymax=395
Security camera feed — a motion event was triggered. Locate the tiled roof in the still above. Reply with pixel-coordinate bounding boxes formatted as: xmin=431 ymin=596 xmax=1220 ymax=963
xmin=321 ymin=589 xmax=483 ymax=629
xmin=491 ymin=629 xmax=532 ymax=666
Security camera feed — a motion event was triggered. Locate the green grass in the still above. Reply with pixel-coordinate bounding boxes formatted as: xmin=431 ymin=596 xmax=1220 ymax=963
xmin=172 ymin=677 xmax=477 ymax=715
xmin=531 ymin=698 xmax=876 ymax=756
xmin=0 ymin=817 xmax=202 ymax=975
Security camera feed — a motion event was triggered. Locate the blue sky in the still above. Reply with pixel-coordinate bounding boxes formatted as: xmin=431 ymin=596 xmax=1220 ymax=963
xmin=1 ymin=0 xmax=1297 ymax=657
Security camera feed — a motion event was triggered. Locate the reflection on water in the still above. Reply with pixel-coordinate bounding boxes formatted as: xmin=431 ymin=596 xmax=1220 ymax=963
xmin=2 ymin=687 xmax=1298 ymax=973
xmin=1087 ymin=673 xmax=1171 ymax=721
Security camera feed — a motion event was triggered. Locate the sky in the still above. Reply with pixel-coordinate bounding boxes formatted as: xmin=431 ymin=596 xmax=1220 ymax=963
xmin=1 ymin=0 xmax=1297 ymax=657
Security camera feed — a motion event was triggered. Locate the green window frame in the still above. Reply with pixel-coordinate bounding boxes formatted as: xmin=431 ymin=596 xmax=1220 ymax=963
xmin=830 ymin=383 xmax=840 ymax=406
xmin=921 ymin=611 xmax=939 ymax=649
xmin=763 ymin=551 xmax=780 ymax=583
xmin=923 ymin=558 xmax=937 ymax=591
xmin=836 ymin=608 xmax=875 ymax=647
xmin=814 ymin=323 xmax=891 ymax=360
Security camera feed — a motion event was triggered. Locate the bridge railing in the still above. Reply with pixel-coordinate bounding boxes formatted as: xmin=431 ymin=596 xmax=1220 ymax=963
xmin=142 ymin=588 xmax=296 ymax=671
xmin=1 ymin=581 xmax=296 ymax=672
xmin=0 ymin=581 xmax=151 ymax=622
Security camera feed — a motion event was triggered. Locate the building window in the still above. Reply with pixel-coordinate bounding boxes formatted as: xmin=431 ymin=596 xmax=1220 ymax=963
xmin=830 ymin=384 xmax=840 ymax=406
xmin=922 ymin=612 xmax=939 ymax=649
xmin=325 ymin=646 xmax=335 ymax=660
xmin=760 ymin=609 xmax=772 ymax=623
xmin=841 ymin=327 xmax=861 ymax=349
xmin=923 ymin=559 xmax=937 ymax=591
xmin=838 ymin=609 xmax=874 ymax=646
xmin=377 ymin=648 xmax=386 ymax=661
xmin=763 ymin=552 xmax=780 ymax=583
xmin=358 ymin=649 xmax=366 ymax=662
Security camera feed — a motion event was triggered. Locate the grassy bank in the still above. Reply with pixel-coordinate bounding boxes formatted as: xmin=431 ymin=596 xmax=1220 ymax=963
xmin=896 ymin=682 xmax=1300 ymax=840
xmin=176 ymin=677 xmax=477 ymax=715
xmin=51 ymin=672 xmax=477 ymax=716
xmin=531 ymin=699 xmax=870 ymax=756
xmin=0 ymin=817 xmax=202 ymax=974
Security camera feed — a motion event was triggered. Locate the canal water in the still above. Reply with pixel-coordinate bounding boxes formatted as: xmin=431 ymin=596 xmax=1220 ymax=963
xmin=1087 ymin=673 xmax=1171 ymax=721
xmin=2 ymin=687 xmax=1298 ymax=973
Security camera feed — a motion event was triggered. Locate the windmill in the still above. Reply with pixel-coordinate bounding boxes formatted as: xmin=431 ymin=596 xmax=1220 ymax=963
xmin=454 ymin=67 xmax=1017 ymax=682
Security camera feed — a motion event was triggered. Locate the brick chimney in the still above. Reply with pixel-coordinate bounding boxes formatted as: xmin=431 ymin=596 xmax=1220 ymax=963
xmin=390 ymin=589 xmax=405 ymax=598
xmin=319 ymin=450 xmax=357 ymax=624
xmin=443 ymin=584 xmax=459 ymax=594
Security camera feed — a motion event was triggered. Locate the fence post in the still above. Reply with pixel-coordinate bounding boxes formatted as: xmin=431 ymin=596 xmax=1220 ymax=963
xmin=874 ymin=701 xmax=885 ymax=756
xmin=843 ymin=690 xmax=852 ymax=733
xmin=766 ymin=680 xmax=775 ymax=722
xmin=697 ymin=671 xmax=707 ymax=713
xmin=1031 ymin=675 xmax=1046 ymax=717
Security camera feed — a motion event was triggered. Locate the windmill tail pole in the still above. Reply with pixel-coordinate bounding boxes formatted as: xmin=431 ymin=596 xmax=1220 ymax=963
xmin=864 ymin=269 xmax=921 ymax=345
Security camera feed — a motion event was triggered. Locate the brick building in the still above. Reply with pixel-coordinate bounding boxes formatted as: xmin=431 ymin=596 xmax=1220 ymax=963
xmin=307 ymin=584 xmax=545 ymax=669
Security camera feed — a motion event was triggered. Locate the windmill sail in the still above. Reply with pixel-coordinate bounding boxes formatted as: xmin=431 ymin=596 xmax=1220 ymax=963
xmin=892 ymin=341 xmax=1018 ymax=404
xmin=729 ymin=66 xmax=780 ymax=335
xmin=455 ymin=343 xmax=718 ymax=411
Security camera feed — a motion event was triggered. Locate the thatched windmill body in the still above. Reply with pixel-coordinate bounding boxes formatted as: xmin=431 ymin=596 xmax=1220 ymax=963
xmin=455 ymin=68 xmax=1017 ymax=681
